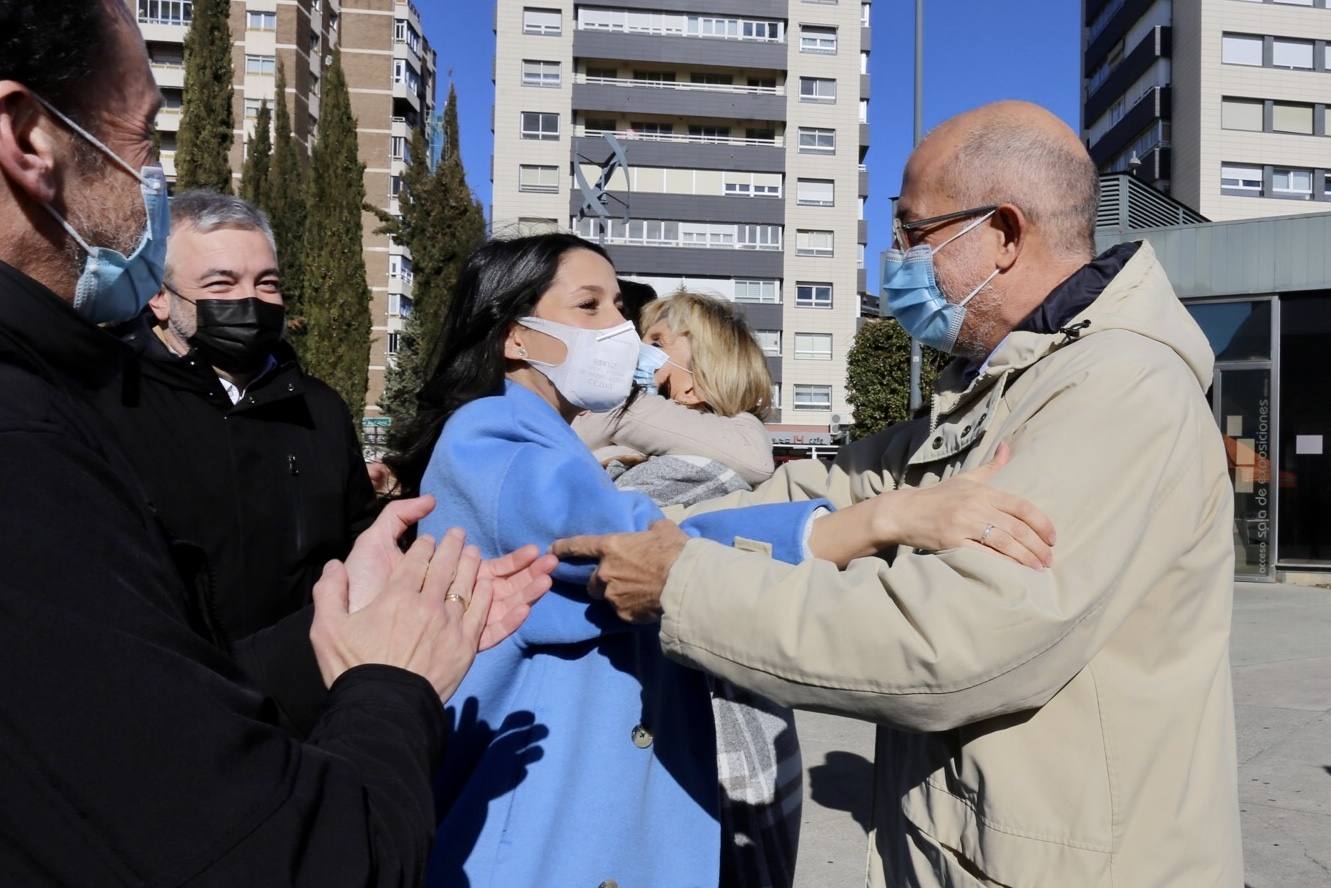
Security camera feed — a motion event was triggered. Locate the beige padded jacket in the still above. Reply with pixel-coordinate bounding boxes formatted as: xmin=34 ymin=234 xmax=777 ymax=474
xmin=660 ymin=244 xmax=1243 ymax=887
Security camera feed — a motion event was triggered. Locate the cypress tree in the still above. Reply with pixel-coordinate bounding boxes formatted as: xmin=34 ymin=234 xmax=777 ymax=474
xmin=176 ymin=0 xmax=234 ymax=193
xmin=265 ymin=62 xmax=308 ymax=336
xmin=372 ymin=85 xmax=486 ymax=433
xmin=240 ymin=100 xmax=271 ymax=205
xmin=300 ymin=50 xmax=371 ymax=416
xmin=845 ymin=319 xmax=949 ymax=439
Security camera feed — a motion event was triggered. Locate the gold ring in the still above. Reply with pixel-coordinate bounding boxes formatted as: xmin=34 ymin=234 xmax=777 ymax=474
xmin=444 ymin=593 xmax=469 ymax=611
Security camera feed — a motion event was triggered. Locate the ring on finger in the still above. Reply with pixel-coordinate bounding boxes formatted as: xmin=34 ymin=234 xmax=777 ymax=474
xmin=444 ymin=592 xmax=469 ymax=611
xmin=980 ymin=523 xmax=996 ymax=544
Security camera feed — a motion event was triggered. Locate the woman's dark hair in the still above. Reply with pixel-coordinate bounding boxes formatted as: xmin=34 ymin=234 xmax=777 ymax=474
xmin=386 ymin=233 xmax=611 ymax=496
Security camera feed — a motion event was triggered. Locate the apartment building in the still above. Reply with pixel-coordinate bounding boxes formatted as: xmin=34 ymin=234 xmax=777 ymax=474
xmin=491 ymin=0 xmax=872 ymax=446
xmin=1083 ymin=0 xmax=1331 ymax=221
xmin=132 ymin=0 xmax=437 ymax=415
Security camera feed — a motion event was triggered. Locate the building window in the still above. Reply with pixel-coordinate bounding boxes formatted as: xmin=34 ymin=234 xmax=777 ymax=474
xmin=796 ymin=179 xmax=835 ymax=206
xmin=389 ymin=175 xmax=403 ymax=197
xmin=243 ymin=97 xmax=262 ymax=118
xmin=633 ymin=70 xmax=677 ymax=84
xmin=688 ymin=124 xmax=732 ymax=143
xmin=796 ymin=282 xmax=833 ymax=309
xmin=800 ymin=25 xmax=837 ymax=54
xmin=799 ymin=77 xmax=837 ymax=103
xmin=1221 ymin=34 xmax=1263 ymax=66
xmin=584 ymin=117 xmax=617 ymax=133
xmin=1272 ymin=37 xmax=1314 ymax=70
xmin=796 ymin=229 xmax=835 ymax=257
xmin=630 ymin=120 xmax=673 ymax=136
xmin=723 ymin=172 xmax=781 ymax=198
xmin=246 ymin=10 xmax=276 ymax=30
xmin=794 ymin=333 xmax=833 ymax=360
xmin=1272 ymin=101 xmax=1314 ymax=134
xmin=753 ymin=329 xmax=782 ymax=355
xmin=245 ymin=55 xmax=276 ymax=76
xmin=1221 ymin=163 xmax=1263 ymax=193
xmin=798 ymin=127 xmax=836 ymax=153
xmin=519 ymin=164 xmax=561 ymax=193
xmin=387 ymin=294 xmax=413 ymax=318
xmin=572 ymin=217 xmax=781 ymax=251
xmin=386 ymin=332 xmax=400 ymax=355
xmin=1221 ymin=97 xmax=1264 ymax=132
xmin=389 ymin=255 xmax=414 ymax=282
xmin=684 ymin=16 xmax=784 ymax=42
xmin=1272 ymin=167 xmax=1313 ymax=197
xmin=522 ymin=59 xmax=561 ymax=87
xmin=393 ymin=59 xmax=422 ymax=93
xmin=691 ymin=72 xmax=733 ymax=86
xmin=745 ymin=127 xmax=777 ymax=142
xmin=771 ymin=383 xmax=781 ymax=409
xmin=394 ymin=18 xmax=423 ymax=54
xmin=734 ymin=279 xmax=780 ymax=303
xmin=137 ymin=0 xmax=193 ymax=26
xmin=523 ymin=7 xmax=561 ymax=35
xmin=793 ymin=384 xmax=833 ymax=410
xmin=390 ymin=136 xmax=410 ymax=161
xmin=521 ymin=111 xmax=560 ymax=140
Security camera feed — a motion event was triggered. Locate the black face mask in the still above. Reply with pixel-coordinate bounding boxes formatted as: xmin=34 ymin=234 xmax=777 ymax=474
xmin=186 ymin=297 xmax=286 ymax=373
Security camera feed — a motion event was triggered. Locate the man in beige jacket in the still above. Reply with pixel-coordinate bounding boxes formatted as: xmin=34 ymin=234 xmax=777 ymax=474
xmin=555 ymin=101 xmax=1243 ymax=887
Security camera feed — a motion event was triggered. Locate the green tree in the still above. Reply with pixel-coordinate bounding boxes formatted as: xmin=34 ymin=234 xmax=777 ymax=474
xmin=372 ymin=84 xmax=486 ymax=433
xmin=845 ymin=319 xmax=950 ymax=440
xmin=300 ymin=51 xmax=371 ymax=415
xmin=176 ymin=0 xmax=234 ymax=192
xmin=239 ymin=100 xmax=271 ymax=205
xmin=264 ymin=62 xmax=308 ymax=337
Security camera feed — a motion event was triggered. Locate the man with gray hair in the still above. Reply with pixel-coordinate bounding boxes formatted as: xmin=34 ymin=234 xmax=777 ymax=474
xmin=554 ymin=100 xmax=1244 ymax=885
xmin=100 ymin=188 xmax=378 ymax=732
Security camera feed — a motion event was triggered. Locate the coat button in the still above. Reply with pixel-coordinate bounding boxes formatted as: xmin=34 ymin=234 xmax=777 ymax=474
xmin=630 ymin=724 xmax=653 ymax=749
xmin=962 ymin=425 xmax=972 ymax=436
xmin=932 ymin=437 xmax=942 ymax=450
xmin=979 ymin=413 xmax=987 ymax=424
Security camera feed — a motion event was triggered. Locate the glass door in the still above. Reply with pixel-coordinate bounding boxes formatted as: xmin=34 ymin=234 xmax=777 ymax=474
xmin=1212 ymin=366 xmax=1276 ymax=580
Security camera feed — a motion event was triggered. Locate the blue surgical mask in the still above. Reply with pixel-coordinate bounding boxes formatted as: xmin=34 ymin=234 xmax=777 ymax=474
xmin=634 ymin=343 xmax=670 ymax=393
xmin=880 ymin=211 xmax=999 ymax=354
xmin=33 ymin=94 xmax=170 ymax=326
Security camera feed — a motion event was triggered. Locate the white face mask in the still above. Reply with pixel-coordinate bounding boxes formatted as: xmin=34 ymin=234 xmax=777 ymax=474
xmin=517 ymin=316 xmax=640 ymax=413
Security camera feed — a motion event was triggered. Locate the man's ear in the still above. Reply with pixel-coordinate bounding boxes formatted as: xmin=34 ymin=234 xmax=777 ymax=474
xmin=0 ymin=86 xmax=61 ymax=208
xmin=992 ymin=203 xmax=1027 ymax=272
xmin=148 ymin=287 xmax=171 ymax=324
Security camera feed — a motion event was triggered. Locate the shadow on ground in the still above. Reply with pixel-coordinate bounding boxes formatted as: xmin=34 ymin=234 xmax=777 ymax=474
xmin=807 ymin=751 xmax=874 ymax=835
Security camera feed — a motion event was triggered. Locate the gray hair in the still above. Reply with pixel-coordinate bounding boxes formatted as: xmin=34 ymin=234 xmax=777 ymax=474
xmin=941 ymin=119 xmax=1099 ymax=261
xmin=168 ymin=189 xmax=277 ymax=256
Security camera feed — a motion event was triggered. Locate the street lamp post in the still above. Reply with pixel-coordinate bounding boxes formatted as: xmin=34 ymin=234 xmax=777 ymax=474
xmin=908 ymin=0 xmax=924 ymax=414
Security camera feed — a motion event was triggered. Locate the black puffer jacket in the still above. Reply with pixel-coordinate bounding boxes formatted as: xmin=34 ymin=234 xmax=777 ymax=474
xmin=96 ymin=310 xmax=379 ymax=731
xmin=0 ymin=260 xmax=444 ymax=886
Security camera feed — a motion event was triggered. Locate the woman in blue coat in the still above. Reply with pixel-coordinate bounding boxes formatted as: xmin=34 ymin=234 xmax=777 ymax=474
xmin=389 ymin=234 xmax=1054 ymax=887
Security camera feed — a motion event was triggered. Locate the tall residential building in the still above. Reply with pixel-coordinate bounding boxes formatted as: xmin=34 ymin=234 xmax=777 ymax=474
xmin=491 ymin=0 xmax=872 ymax=448
xmin=132 ymin=0 xmax=437 ymax=416
xmin=1082 ymin=0 xmax=1331 ymax=222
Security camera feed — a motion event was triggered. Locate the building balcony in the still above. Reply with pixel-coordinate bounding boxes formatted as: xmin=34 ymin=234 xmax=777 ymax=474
xmin=731 ymin=301 xmax=783 ymax=334
xmin=393 ymin=80 xmax=422 ymax=111
xmin=859 ymin=123 xmax=870 ymax=146
xmin=573 ymin=29 xmax=787 ymax=71
xmin=861 ymin=26 xmax=871 ymax=52
xmin=568 ymin=191 xmax=786 ymax=226
xmin=156 ymin=107 xmax=182 ymax=131
xmin=858 ymin=219 xmax=868 ymax=245
xmin=603 ymin=243 xmax=783 ymax=278
xmin=574 ymin=133 xmax=785 ymax=173
xmin=1085 ymin=26 xmax=1170 ymax=124
xmin=859 ymin=165 xmax=869 ymax=198
xmin=151 ymin=62 xmax=186 ymax=89
xmin=860 ymin=73 xmax=871 ymax=100
xmin=1089 ymin=86 xmax=1171 ymax=168
xmin=604 ymin=0 xmax=787 ymax=15
xmin=1085 ymin=0 xmax=1157 ymax=75
xmin=572 ymin=74 xmax=786 ymax=121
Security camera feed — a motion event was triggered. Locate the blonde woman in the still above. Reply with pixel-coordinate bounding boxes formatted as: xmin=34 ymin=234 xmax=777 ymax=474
xmin=576 ymin=291 xmax=802 ymax=887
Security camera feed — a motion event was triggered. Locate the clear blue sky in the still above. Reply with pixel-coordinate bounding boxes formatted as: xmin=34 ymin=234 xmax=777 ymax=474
xmin=423 ymin=0 xmax=1083 ymax=292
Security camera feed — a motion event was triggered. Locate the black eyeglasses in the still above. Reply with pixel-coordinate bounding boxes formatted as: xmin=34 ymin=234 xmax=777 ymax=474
xmin=892 ymin=204 xmax=1000 ymax=251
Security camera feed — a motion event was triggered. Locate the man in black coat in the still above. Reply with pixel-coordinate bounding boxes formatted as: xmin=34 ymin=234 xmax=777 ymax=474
xmin=0 ymin=1 xmax=553 ymax=883
xmin=102 ymin=189 xmax=378 ymax=731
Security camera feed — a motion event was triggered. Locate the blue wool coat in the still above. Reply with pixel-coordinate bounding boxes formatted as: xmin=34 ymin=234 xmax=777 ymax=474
xmin=421 ymin=382 xmax=826 ymax=888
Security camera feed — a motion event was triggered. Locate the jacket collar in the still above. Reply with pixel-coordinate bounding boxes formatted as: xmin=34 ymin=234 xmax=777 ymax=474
xmin=0 ymin=259 xmax=128 ymax=391
xmin=114 ymin=308 xmax=306 ymax=410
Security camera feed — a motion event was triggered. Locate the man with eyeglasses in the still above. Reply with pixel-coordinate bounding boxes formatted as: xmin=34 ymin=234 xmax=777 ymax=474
xmin=555 ymin=100 xmax=1242 ymax=886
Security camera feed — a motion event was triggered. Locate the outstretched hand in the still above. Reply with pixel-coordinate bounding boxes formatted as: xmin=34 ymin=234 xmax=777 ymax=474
xmin=551 ymin=520 xmax=688 ymax=624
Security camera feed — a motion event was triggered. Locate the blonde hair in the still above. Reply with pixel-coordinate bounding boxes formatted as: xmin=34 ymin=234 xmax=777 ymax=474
xmin=638 ymin=290 xmax=773 ymax=420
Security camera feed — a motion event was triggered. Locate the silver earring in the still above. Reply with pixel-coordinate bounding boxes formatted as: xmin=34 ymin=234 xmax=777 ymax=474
xmin=518 ymin=347 xmax=528 ymax=357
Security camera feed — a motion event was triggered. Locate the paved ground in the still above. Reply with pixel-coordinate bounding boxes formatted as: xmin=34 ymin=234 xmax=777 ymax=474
xmin=791 ymin=582 xmax=1331 ymax=887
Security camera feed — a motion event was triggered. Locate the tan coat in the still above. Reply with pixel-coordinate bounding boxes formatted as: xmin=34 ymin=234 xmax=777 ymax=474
xmin=661 ymin=244 xmax=1243 ymax=886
